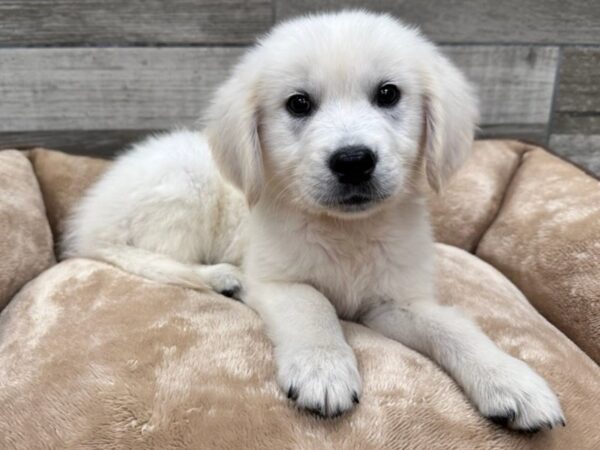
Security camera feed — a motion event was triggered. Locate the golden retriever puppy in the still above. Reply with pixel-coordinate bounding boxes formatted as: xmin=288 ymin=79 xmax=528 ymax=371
xmin=65 ymin=11 xmax=564 ymax=431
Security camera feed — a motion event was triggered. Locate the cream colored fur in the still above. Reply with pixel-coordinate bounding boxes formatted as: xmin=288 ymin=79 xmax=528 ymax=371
xmin=65 ymin=11 xmax=564 ymax=430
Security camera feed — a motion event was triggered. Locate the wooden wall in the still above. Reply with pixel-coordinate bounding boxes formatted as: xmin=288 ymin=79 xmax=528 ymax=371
xmin=0 ymin=0 xmax=598 ymax=174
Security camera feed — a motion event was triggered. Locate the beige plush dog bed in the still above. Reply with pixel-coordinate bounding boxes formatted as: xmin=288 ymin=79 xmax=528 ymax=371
xmin=1 ymin=140 xmax=599 ymax=449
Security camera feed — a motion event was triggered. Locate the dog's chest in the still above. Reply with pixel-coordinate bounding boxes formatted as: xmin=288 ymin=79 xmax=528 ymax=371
xmin=300 ymin=225 xmax=402 ymax=316
xmin=246 ymin=202 xmax=433 ymax=319
xmin=248 ymin=217 xmax=406 ymax=318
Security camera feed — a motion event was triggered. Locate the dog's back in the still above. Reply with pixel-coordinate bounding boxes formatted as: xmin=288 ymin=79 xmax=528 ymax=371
xmin=62 ymin=129 xmax=247 ymax=297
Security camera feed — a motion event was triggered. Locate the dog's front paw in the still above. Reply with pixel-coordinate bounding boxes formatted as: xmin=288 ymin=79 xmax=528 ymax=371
xmin=470 ymin=356 xmax=565 ymax=431
xmin=202 ymin=263 xmax=244 ymax=300
xmin=277 ymin=344 xmax=362 ymax=418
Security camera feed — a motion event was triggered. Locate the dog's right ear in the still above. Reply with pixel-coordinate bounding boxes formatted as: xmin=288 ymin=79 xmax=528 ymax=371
xmin=205 ymin=54 xmax=263 ymax=205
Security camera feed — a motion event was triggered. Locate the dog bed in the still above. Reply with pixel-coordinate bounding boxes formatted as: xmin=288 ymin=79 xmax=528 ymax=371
xmin=1 ymin=140 xmax=599 ymax=449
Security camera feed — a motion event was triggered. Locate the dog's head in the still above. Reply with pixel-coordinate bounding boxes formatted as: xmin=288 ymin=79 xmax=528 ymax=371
xmin=205 ymin=11 xmax=478 ymax=217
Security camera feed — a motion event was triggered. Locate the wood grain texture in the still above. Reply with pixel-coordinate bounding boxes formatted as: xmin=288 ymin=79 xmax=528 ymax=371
xmin=0 ymin=47 xmax=244 ymax=132
xmin=478 ymin=124 xmax=547 ymax=146
xmin=549 ymin=134 xmax=600 ymax=176
xmin=553 ymin=47 xmax=600 ymax=134
xmin=3 ymin=1 xmax=598 ymax=46
xmin=0 ymin=0 xmax=271 ymax=46
xmin=0 ymin=46 xmax=558 ymax=141
xmin=275 ymin=0 xmax=600 ymax=45
xmin=445 ymin=46 xmax=558 ymax=131
xmin=0 ymin=130 xmax=157 ymax=157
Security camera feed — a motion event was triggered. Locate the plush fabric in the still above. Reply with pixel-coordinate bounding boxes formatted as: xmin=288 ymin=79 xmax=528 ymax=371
xmin=1 ymin=245 xmax=598 ymax=449
xmin=429 ymin=140 xmax=526 ymax=251
xmin=28 ymin=148 xmax=111 ymax=246
xmin=0 ymin=150 xmax=55 ymax=310
xmin=477 ymin=148 xmax=600 ymax=363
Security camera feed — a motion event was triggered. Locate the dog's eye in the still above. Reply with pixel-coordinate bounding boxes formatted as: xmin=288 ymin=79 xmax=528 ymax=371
xmin=375 ymin=84 xmax=401 ymax=108
xmin=286 ymin=94 xmax=312 ymax=117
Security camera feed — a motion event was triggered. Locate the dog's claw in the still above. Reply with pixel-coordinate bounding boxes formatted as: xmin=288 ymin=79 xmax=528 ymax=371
xmin=307 ymin=405 xmax=325 ymax=418
xmin=488 ymin=415 xmax=510 ymax=426
xmin=487 ymin=409 xmax=516 ymax=427
xmin=305 ymin=404 xmax=342 ymax=419
xmin=329 ymin=408 xmax=344 ymax=418
xmin=287 ymin=386 xmax=299 ymax=401
xmin=219 ymin=286 xmax=241 ymax=299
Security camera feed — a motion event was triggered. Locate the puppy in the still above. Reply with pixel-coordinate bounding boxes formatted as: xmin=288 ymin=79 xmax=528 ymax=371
xmin=64 ymin=11 xmax=565 ymax=430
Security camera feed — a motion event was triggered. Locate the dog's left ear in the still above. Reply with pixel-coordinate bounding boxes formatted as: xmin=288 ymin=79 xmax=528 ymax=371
xmin=204 ymin=53 xmax=263 ymax=205
xmin=421 ymin=49 xmax=479 ymax=192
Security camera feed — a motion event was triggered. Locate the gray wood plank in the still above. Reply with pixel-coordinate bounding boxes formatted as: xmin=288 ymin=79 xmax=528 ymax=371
xmin=0 ymin=130 xmax=158 ymax=157
xmin=445 ymin=46 xmax=558 ymax=130
xmin=478 ymin=124 xmax=547 ymax=146
xmin=275 ymin=0 xmax=600 ymax=45
xmin=549 ymin=134 xmax=600 ymax=176
xmin=0 ymin=47 xmax=244 ymax=132
xmin=0 ymin=46 xmax=558 ymax=137
xmin=553 ymin=47 xmax=600 ymax=134
xmin=0 ymin=0 xmax=272 ymax=46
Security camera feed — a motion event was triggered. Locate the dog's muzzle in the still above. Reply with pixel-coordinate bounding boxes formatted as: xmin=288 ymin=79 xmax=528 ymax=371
xmin=324 ymin=146 xmax=385 ymax=211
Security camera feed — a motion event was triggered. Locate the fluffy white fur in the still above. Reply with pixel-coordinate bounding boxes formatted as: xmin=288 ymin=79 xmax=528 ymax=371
xmin=63 ymin=131 xmax=247 ymax=296
xmin=65 ymin=11 xmax=564 ymax=430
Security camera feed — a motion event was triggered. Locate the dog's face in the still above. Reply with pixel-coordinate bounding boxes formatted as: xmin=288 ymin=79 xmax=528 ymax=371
xmin=206 ymin=11 xmax=478 ymax=218
xmin=255 ymin=22 xmax=425 ymax=216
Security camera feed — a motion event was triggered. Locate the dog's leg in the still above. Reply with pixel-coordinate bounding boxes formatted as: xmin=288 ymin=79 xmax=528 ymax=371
xmin=361 ymin=300 xmax=565 ymax=431
xmin=246 ymin=281 xmax=361 ymax=417
xmin=84 ymin=245 xmax=243 ymax=299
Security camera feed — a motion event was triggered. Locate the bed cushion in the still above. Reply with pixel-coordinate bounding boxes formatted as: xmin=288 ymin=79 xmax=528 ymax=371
xmin=0 ymin=150 xmax=55 ymax=310
xmin=428 ymin=140 xmax=526 ymax=251
xmin=477 ymin=148 xmax=600 ymax=363
xmin=1 ymin=245 xmax=597 ymax=449
xmin=28 ymin=148 xmax=111 ymax=245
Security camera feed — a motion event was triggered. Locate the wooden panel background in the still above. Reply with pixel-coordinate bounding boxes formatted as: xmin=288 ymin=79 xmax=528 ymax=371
xmin=0 ymin=0 xmax=598 ymax=173
xmin=0 ymin=0 xmax=272 ymax=45
xmin=0 ymin=48 xmax=244 ymax=131
xmin=277 ymin=0 xmax=600 ymax=45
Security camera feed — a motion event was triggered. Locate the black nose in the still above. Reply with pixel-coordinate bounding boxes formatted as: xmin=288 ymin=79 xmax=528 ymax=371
xmin=329 ymin=146 xmax=377 ymax=184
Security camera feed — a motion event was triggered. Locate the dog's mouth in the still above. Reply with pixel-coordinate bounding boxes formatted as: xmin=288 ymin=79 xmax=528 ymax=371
xmin=339 ymin=194 xmax=373 ymax=206
xmin=307 ymin=178 xmax=393 ymax=216
xmin=333 ymin=195 xmax=382 ymax=212
xmin=319 ymin=189 xmax=389 ymax=214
